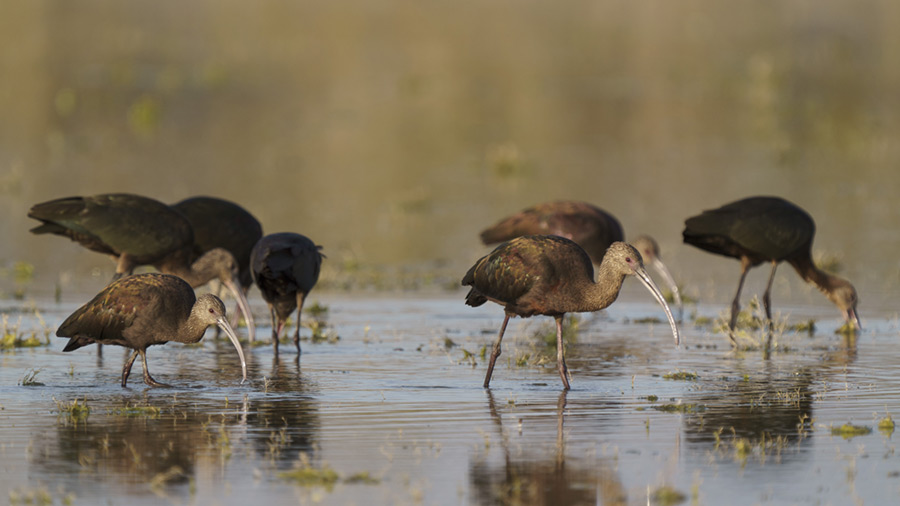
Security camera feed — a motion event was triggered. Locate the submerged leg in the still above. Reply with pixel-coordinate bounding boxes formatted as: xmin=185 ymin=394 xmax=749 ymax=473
xmin=555 ymin=316 xmax=571 ymax=390
xmin=294 ymin=293 xmax=305 ymax=354
xmin=121 ymin=350 xmax=139 ymax=387
xmin=139 ymin=349 xmax=169 ymax=387
xmin=762 ymin=261 xmax=779 ymax=350
xmin=729 ymin=259 xmax=752 ymax=345
xmin=270 ymin=305 xmax=281 ymax=356
xmin=483 ymin=314 xmax=511 ymax=388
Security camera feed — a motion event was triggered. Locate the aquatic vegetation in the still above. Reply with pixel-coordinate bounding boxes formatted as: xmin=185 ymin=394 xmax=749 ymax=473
xmin=278 ymin=454 xmax=340 ymax=490
xmin=835 ymin=321 xmax=858 ymax=336
xmin=878 ymin=415 xmax=895 ymax=436
xmin=55 ymin=397 xmax=90 ymax=424
xmin=0 ymin=312 xmax=52 ymax=349
xmin=533 ymin=314 xmax=580 ymax=348
xmin=664 ymin=288 xmax=696 ymax=305
xmin=459 ymin=348 xmax=478 ymax=367
xmin=110 ymin=403 xmax=162 ymax=418
xmin=344 ymin=471 xmax=380 ymax=485
xmin=652 ymin=403 xmax=706 ymax=414
xmin=651 ymin=485 xmax=687 ymax=505
xmin=305 ymin=300 xmax=329 ymax=318
xmin=19 ymin=368 xmax=43 ymax=386
xmin=831 ymin=423 xmax=872 ymax=439
xmin=8 ymin=487 xmax=54 ymax=506
xmin=662 ymin=371 xmax=699 ymax=381
xmin=787 ymin=319 xmax=816 ymax=334
xmin=632 ymin=316 xmax=662 ymax=324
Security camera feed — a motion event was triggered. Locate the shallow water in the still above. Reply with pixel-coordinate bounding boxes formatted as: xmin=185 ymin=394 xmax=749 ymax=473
xmin=2 ymin=292 xmax=899 ymax=505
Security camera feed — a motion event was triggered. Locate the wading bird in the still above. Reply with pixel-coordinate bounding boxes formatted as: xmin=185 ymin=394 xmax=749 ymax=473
xmin=682 ymin=196 xmax=860 ymax=346
xmin=479 ymin=201 xmax=683 ymax=318
xmin=57 ymin=273 xmax=247 ymax=387
xmin=251 ymin=233 xmax=324 ymax=355
xmin=463 ymin=235 xmax=680 ymax=390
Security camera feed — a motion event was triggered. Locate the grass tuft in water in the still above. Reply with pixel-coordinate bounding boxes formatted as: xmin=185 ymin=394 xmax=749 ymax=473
xmin=878 ymin=415 xmax=895 ymax=436
xmin=19 ymin=368 xmax=43 ymax=386
xmin=279 ymin=454 xmax=340 ymax=490
xmin=110 ymin=403 xmax=161 ymax=418
xmin=344 ymin=471 xmax=380 ymax=485
xmin=835 ymin=321 xmax=859 ymax=337
xmin=652 ymin=403 xmax=706 ymax=414
xmin=662 ymin=371 xmax=699 ymax=381
xmin=831 ymin=423 xmax=872 ymax=439
xmin=651 ymin=485 xmax=687 ymax=505
xmin=55 ymin=397 xmax=90 ymax=424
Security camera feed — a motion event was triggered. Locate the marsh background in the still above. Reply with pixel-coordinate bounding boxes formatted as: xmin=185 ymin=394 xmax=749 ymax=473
xmin=1 ymin=0 xmax=898 ymax=307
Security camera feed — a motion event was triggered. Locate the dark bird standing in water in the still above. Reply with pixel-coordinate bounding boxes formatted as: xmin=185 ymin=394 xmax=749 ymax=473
xmin=463 ymin=235 xmax=680 ymax=390
xmin=28 ymin=193 xmax=255 ymax=342
xmin=171 ymin=196 xmax=263 ymax=337
xmin=56 ymin=273 xmax=248 ymax=387
xmin=251 ymin=233 xmax=324 ymax=355
xmin=682 ymin=196 xmax=860 ymax=346
xmin=479 ymin=201 xmax=683 ymax=318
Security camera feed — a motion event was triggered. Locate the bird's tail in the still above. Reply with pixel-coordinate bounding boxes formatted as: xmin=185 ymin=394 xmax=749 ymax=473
xmin=62 ymin=336 xmax=95 ymax=352
xmin=464 ymin=288 xmax=487 ymax=307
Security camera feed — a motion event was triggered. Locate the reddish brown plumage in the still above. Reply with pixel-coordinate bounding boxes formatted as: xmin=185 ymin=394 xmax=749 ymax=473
xmin=57 ymin=273 xmax=247 ymax=387
xmin=463 ymin=235 xmax=680 ymax=390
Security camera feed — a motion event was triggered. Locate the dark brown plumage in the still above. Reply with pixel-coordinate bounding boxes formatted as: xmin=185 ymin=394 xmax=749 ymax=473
xmin=28 ymin=193 xmax=255 ymax=342
xmin=57 ymin=273 xmax=247 ymax=387
xmin=250 ymin=233 xmax=324 ymax=355
xmin=463 ymin=235 xmax=680 ymax=390
xmin=479 ymin=201 xmax=683 ymax=317
xmin=171 ymin=196 xmax=262 ymax=337
xmin=683 ymin=196 xmax=860 ymax=345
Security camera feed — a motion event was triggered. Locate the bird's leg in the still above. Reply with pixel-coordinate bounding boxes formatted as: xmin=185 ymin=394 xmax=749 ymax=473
xmin=139 ymin=349 xmax=169 ymax=387
xmin=729 ymin=259 xmax=752 ymax=345
xmin=121 ymin=350 xmax=139 ymax=387
xmin=294 ymin=294 xmax=305 ymax=354
xmin=555 ymin=316 xmax=571 ymax=390
xmin=270 ymin=306 xmax=281 ymax=357
xmin=762 ymin=261 xmax=779 ymax=350
xmin=483 ymin=315 xmax=510 ymax=388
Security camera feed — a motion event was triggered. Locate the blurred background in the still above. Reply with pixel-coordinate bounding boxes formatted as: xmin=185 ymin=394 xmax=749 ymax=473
xmin=1 ymin=0 xmax=898 ymax=311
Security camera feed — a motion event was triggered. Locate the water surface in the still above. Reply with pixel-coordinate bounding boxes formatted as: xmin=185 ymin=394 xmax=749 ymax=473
xmin=2 ymin=293 xmax=899 ymax=505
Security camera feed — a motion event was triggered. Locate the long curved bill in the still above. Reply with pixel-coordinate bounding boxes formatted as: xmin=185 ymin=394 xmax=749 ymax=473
xmin=634 ymin=265 xmax=681 ymax=347
xmin=224 ymin=276 xmax=256 ymax=343
xmin=216 ymin=315 xmax=248 ymax=383
xmin=650 ymin=257 xmax=683 ymax=323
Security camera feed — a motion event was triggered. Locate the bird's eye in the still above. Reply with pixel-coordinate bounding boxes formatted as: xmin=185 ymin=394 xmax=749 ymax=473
xmin=208 ymin=308 xmax=215 ymax=314
xmin=625 ymin=257 xmax=632 ymax=263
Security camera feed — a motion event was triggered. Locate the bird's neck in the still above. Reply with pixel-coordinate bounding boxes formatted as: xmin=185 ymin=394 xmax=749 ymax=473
xmin=788 ymin=255 xmax=841 ymax=294
xmin=175 ymin=307 xmax=214 ymax=344
xmin=576 ymin=262 xmax=627 ymax=312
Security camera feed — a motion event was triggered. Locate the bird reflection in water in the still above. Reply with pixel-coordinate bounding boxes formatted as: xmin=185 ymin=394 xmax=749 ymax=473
xmin=470 ymin=390 xmax=627 ymax=506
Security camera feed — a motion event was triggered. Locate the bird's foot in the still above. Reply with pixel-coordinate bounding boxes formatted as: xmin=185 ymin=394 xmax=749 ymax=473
xmin=143 ymin=372 xmax=170 ymax=388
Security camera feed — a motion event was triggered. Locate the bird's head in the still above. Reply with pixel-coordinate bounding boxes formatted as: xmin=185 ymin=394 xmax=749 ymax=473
xmin=605 ymin=241 xmax=681 ymax=347
xmin=631 ymin=235 xmax=660 ymax=264
xmin=825 ymin=277 xmax=861 ymax=331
